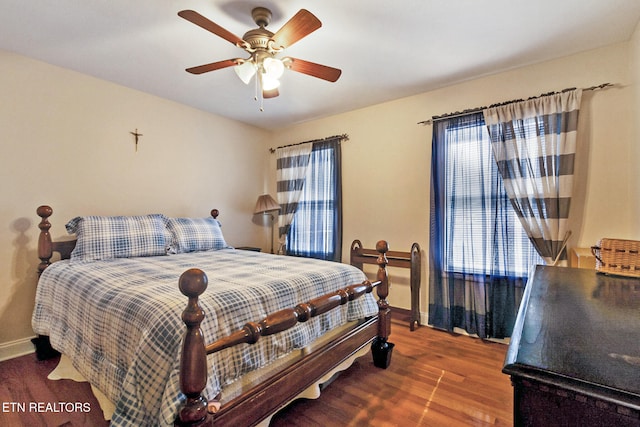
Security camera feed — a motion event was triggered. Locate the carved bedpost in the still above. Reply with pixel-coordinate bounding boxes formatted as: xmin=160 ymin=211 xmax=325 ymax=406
xmin=375 ymin=240 xmax=390 ymax=339
xmin=176 ymin=269 xmax=210 ymax=427
xmin=371 ymin=240 xmax=393 ymax=368
xmin=37 ymin=205 xmax=54 ymax=275
xmin=33 ymin=205 xmax=61 ymax=359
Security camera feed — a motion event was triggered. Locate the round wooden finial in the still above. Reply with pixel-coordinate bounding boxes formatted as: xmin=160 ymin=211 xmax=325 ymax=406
xmin=37 ymin=205 xmax=53 ymax=219
xmin=376 ymin=240 xmax=389 ymax=253
xmin=210 ymin=209 xmax=219 ymax=219
xmin=179 ymin=268 xmax=208 ymax=298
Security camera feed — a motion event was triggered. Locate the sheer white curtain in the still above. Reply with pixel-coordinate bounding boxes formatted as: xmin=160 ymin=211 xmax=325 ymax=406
xmin=275 ymin=143 xmax=313 ymax=254
xmin=483 ymin=89 xmax=582 ymax=265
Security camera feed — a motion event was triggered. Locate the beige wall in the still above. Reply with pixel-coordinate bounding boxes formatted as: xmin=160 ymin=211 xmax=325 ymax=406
xmin=631 ymin=21 xmax=640 ymax=236
xmin=272 ymin=41 xmax=639 ymax=314
xmin=0 ymin=50 xmax=271 ymax=357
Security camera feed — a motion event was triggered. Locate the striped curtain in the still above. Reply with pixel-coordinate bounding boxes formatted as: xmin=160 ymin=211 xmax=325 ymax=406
xmin=483 ymin=89 xmax=582 ymax=264
xmin=275 ymin=143 xmax=313 ymax=254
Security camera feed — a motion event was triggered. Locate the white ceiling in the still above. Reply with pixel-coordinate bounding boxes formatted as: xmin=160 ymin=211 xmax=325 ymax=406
xmin=2 ymin=1 xmax=640 ymax=130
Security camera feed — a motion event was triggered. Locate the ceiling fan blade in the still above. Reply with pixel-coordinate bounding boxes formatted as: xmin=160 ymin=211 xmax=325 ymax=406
xmin=263 ymin=88 xmax=279 ymax=99
xmin=186 ymin=59 xmax=239 ymax=75
xmin=285 ymin=58 xmax=342 ymax=82
xmin=271 ymin=9 xmax=321 ymax=50
xmin=178 ymin=10 xmax=247 ymax=48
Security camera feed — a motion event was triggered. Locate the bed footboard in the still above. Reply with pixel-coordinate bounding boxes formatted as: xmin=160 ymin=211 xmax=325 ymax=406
xmin=176 ymin=241 xmax=391 ymax=427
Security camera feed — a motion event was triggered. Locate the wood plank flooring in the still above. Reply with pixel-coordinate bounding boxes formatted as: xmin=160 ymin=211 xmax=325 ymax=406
xmin=0 ymin=352 xmax=109 ymax=426
xmin=0 ymin=318 xmax=513 ymax=426
xmin=270 ymin=317 xmax=513 ymax=426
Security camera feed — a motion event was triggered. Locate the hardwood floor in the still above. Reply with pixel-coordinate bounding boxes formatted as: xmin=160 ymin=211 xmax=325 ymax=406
xmin=271 ymin=318 xmax=513 ymax=426
xmin=0 ymin=319 xmax=513 ymax=426
xmin=0 ymin=352 xmax=109 ymax=426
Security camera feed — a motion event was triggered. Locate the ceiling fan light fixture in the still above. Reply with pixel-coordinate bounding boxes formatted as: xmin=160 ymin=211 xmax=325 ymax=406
xmin=261 ymin=73 xmax=281 ymax=91
xmin=234 ymin=60 xmax=256 ymax=84
xmin=263 ymin=57 xmax=285 ymax=80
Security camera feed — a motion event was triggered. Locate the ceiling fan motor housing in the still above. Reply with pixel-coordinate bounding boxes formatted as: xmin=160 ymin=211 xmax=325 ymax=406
xmin=243 ymin=28 xmax=275 ymax=51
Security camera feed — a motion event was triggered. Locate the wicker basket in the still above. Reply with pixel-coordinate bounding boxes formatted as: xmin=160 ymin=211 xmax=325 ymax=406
xmin=591 ymin=238 xmax=640 ymax=278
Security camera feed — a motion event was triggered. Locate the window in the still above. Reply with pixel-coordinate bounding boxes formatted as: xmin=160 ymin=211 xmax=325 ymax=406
xmin=429 ymin=112 xmax=543 ymax=338
xmin=443 ymin=117 xmax=542 ymax=276
xmin=286 ymin=140 xmax=342 ymax=261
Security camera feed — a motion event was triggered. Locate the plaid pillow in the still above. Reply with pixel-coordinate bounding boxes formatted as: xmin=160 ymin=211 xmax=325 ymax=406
xmin=166 ymin=217 xmax=230 ymax=253
xmin=66 ymin=214 xmax=168 ymax=262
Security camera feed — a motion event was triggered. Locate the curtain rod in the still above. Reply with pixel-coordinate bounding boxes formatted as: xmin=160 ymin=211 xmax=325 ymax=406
xmin=417 ymin=83 xmax=613 ymax=125
xmin=269 ymin=133 xmax=349 ymax=153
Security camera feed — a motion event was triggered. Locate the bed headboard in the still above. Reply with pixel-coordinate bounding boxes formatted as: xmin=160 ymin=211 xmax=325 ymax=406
xmin=36 ymin=205 xmax=220 ymax=274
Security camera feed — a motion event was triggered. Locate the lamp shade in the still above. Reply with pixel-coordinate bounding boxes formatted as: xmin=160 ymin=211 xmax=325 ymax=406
xmin=254 ymin=194 xmax=280 ymax=215
xmin=263 ymin=57 xmax=285 ymax=79
xmin=234 ymin=60 xmax=256 ymax=85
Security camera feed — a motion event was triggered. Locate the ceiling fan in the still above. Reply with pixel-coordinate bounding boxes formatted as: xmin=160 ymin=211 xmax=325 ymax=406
xmin=178 ymin=7 xmax=342 ymax=103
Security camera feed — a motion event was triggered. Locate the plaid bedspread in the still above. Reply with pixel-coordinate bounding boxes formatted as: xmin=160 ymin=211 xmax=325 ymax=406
xmin=32 ymin=249 xmax=376 ymax=426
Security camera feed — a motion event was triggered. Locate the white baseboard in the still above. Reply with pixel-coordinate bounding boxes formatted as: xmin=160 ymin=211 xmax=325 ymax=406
xmin=0 ymin=336 xmax=35 ymax=362
xmin=420 ymin=311 xmax=428 ymax=326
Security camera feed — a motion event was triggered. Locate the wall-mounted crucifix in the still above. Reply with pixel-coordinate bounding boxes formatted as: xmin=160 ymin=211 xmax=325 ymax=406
xmin=130 ymin=129 xmax=143 ymax=152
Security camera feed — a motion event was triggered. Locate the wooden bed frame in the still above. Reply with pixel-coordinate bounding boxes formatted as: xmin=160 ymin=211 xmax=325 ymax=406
xmin=35 ymin=205 xmax=393 ymax=427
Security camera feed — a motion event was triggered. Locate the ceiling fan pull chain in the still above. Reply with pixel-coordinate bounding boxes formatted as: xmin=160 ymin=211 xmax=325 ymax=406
xmin=258 ymin=72 xmax=265 ymax=112
xmin=254 ymin=70 xmax=259 ymax=102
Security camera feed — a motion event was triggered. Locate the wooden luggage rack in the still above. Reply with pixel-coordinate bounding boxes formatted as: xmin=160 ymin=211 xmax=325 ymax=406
xmin=350 ymin=240 xmax=422 ymax=330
